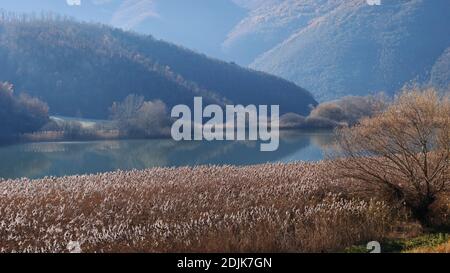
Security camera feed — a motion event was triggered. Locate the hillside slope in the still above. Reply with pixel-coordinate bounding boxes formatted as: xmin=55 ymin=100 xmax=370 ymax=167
xmin=0 ymin=16 xmax=316 ymax=118
xmin=249 ymin=0 xmax=450 ymax=101
xmin=223 ymin=0 xmax=342 ymax=65
xmin=1 ymin=0 xmax=247 ymax=61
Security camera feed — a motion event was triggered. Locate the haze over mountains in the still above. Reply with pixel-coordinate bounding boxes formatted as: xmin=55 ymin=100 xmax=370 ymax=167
xmin=1 ymin=0 xmax=449 ymax=102
xmin=0 ymin=17 xmax=316 ymax=118
xmin=248 ymin=0 xmax=450 ymax=101
xmin=0 ymin=0 xmax=247 ymax=61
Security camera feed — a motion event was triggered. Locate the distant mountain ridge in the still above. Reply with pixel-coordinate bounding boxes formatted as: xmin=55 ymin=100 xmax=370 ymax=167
xmin=223 ymin=0 xmax=342 ymax=65
xmin=0 ymin=16 xmax=317 ymax=118
xmin=246 ymin=0 xmax=450 ymax=100
xmin=2 ymin=1 xmax=449 ymax=102
xmin=0 ymin=0 xmax=247 ymax=61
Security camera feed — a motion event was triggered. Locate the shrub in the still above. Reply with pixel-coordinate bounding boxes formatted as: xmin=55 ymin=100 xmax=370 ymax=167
xmin=280 ymin=94 xmax=386 ymax=130
xmin=310 ymin=95 xmax=386 ymax=126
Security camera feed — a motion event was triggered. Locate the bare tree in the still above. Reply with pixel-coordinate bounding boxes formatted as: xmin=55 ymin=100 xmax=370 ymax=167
xmin=135 ymin=100 xmax=170 ymax=137
xmin=331 ymin=88 xmax=450 ymax=226
xmin=109 ymin=94 xmax=144 ymax=122
xmin=109 ymin=94 xmax=170 ymax=137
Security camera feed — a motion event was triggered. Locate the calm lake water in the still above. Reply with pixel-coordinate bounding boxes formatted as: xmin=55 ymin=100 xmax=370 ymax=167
xmin=0 ymin=131 xmax=334 ymax=179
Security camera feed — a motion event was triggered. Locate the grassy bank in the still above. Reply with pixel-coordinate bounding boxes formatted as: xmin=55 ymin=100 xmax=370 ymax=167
xmin=1 ymin=162 xmax=434 ymax=253
xmin=345 ymin=233 xmax=450 ymax=253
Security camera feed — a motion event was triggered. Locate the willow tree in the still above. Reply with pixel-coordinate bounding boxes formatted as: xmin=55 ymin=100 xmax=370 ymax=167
xmin=332 ymin=88 xmax=450 ymax=226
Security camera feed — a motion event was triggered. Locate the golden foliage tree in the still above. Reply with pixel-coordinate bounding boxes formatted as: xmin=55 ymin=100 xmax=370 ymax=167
xmin=332 ymin=89 xmax=450 ymax=226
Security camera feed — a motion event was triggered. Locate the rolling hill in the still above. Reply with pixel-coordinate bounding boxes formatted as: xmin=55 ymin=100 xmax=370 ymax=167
xmin=0 ymin=0 xmax=247 ymax=62
xmin=0 ymin=15 xmax=317 ymax=119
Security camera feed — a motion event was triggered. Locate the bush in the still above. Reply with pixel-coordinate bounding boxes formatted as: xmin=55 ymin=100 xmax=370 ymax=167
xmin=310 ymin=95 xmax=386 ymax=126
xmin=280 ymin=94 xmax=386 ymax=130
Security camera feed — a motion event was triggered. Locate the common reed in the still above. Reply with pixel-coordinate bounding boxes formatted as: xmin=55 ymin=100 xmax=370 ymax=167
xmin=0 ymin=162 xmax=397 ymax=253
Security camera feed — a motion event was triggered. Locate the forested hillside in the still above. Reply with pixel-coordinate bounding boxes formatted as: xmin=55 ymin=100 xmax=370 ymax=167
xmin=0 ymin=14 xmax=316 ymax=119
xmin=249 ymin=0 xmax=450 ymax=101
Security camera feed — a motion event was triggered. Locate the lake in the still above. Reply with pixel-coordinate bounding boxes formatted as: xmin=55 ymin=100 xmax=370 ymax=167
xmin=0 ymin=131 xmax=334 ymax=179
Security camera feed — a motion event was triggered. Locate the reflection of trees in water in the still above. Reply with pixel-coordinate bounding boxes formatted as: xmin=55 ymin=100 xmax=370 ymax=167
xmin=308 ymin=133 xmax=335 ymax=149
xmin=106 ymin=140 xmax=175 ymax=169
xmin=0 ymin=132 xmax=334 ymax=179
xmin=42 ymin=140 xmax=176 ymax=171
xmin=168 ymin=135 xmax=312 ymax=166
xmin=0 ymin=147 xmax=52 ymax=179
xmin=173 ymin=141 xmax=246 ymax=165
xmin=280 ymin=130 xmax=335 ymax=153
xmin=23 ymin=143 xmax=68 ymax=153
xmin=280 ymin=130 xmax=333 ymax=144
xmin=1 ymin=141 xmax=131 ymax=179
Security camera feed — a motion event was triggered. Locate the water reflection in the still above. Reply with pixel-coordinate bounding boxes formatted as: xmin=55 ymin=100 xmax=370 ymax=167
xmin=0 ymin=131 xmax=334 ymax=179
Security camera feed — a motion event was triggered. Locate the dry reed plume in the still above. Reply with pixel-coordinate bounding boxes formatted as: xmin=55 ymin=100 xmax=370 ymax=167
xmin=0 ymin=162 xmax=398 ymax=253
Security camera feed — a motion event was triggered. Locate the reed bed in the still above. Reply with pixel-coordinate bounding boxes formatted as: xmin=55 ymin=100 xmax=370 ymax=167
xmin=0 ymin=162 xmax=397 ymax=253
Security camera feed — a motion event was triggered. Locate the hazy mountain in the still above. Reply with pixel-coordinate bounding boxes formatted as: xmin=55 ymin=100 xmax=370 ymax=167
xmin=131 ymin=0 xmax=246 ymax=60
xmin=3 ymin=1 xmax=449 ymax=102
xmin=0 ymin=16 xmax=316 ymax=118
xmin=223 ymin=0 xmax=341 ymax=65
xmin=0 ymin=0 xmax=247 ymax=61
xmin=247 ymin=0 xmax=450 ymax=101
xmin=0 ymin=0 xmax=290 ymax=63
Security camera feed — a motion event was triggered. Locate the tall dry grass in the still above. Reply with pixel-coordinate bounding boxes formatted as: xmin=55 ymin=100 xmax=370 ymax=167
xmin=0 ymin=162 xmax=398 ymax=253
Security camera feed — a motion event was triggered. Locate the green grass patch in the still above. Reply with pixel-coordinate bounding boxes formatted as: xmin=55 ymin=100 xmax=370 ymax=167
xmin=344 ymin=233 xmax=450 ymax=253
